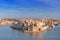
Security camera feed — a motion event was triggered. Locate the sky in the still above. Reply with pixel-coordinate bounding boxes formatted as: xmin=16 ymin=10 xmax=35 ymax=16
xmin=0 ymin=0 xmax=60 ymax=18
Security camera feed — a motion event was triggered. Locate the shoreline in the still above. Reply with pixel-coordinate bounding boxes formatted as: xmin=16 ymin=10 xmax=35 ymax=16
xmin=11 ymin=18 xmax=57 ymax=32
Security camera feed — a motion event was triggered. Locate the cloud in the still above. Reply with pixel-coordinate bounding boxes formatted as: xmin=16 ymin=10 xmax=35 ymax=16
xmin=35 ymin=0 xmax=60 ymax=8
xmin=0 ymin=0 xmax=60 ymax=8
xmin=35 ymin=0 xmax=51 ymax=3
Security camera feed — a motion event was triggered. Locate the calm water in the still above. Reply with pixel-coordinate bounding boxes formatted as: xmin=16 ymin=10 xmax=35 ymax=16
xmin=0 ymin=25 xmax=60 ymax=40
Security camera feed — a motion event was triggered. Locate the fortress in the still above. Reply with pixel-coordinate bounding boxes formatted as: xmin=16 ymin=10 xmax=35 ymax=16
xmin=11 ymin=18 xmax=57 ymax=32
xmin=0 ymin=18 xmax=59 ymax=32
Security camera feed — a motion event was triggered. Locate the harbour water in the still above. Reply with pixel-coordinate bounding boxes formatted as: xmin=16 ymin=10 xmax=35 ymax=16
xmin=0 ymin=25 xmax=60 ymax=40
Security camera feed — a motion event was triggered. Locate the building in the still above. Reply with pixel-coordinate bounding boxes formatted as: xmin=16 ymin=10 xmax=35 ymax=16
xmin=11 ymin=18 xmax=55 ymax=32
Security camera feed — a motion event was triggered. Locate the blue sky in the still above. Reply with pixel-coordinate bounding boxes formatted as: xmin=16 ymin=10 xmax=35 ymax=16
xmin=0 ymin=0 xmax=60 ymax=18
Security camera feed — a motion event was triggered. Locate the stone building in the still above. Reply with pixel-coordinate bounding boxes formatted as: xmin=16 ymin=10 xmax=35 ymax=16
xmin=11 ymin=18 xmax=55 ymax=32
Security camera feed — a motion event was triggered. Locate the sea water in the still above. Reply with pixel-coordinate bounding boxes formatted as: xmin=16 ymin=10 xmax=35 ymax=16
xmin=0 ymin=25 xmax=60 ymax=40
